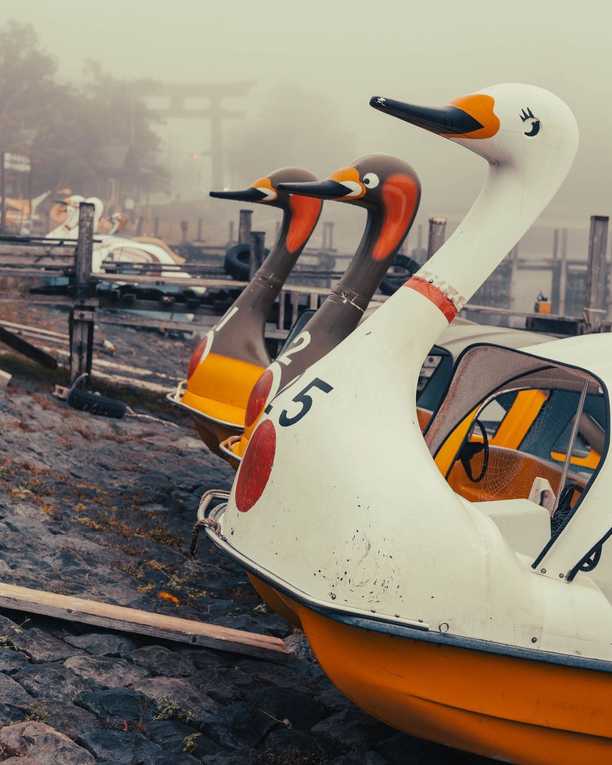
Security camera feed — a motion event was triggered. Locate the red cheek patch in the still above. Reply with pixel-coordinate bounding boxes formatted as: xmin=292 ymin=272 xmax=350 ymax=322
xmin=372 ymin=173 xmax=420 ymax=262
xmin=245 ymin=369 xmax=273 ymax=428
xmin=188 ymin=336 xmax=208 ymax=378
xmin=235 ymin=420 xmax=276 ymax=512
xmin=286 ymin=195 xmax=322 ymax=253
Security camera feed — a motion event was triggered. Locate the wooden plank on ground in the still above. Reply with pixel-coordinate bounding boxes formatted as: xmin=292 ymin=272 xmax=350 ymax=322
xmin=0 ymin=326 xmax=58 ymax=370
xmin=33 ymin=344 xmax=176 ymax=393
xmin=0 ymin=319 xmax=68 ymax=340
xmin=0 ymin=582 xmax=291 ymax=661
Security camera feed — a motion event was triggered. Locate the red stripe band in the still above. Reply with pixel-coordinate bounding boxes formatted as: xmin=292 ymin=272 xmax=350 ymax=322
xmin=405 ymin=276 xmax=458 ymax=323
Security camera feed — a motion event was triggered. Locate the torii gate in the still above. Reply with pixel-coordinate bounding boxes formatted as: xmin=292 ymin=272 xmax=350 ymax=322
xmin=141 ymin=82 xmax=254 ymax=190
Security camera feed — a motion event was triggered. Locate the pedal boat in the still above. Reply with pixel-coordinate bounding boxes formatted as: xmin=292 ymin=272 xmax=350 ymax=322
xmin=168 ymin=169 xmax=321 ymax=453
xmin=199 ymin=86 xmax=612 ymax=763
xmin=219 ymin=154 xmax=420 ymax=465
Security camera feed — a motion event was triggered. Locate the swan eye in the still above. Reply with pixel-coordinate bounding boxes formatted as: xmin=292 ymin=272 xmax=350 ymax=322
xmin=362 ymin=172 xmax=380 ymax=189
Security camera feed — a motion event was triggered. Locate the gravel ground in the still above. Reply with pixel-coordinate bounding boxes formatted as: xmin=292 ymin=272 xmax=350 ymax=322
xmin=0 ymin=303 xmax=495 ymax=764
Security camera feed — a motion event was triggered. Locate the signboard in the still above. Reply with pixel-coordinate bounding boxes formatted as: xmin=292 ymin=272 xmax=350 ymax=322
xmin=4 ymin=153 xmax=31 ymax=173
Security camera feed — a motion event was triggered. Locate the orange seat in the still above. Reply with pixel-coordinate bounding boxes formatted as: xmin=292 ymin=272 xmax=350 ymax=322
xmin=447 ymin=445 xmax=587 ymax=504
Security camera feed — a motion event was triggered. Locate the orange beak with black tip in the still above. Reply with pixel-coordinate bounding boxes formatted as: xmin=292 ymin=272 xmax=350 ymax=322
xmin=278 ymin=167 xmax=365 ymax=201
xmin=210 ymin=176 xmax=278 ymax=204
xmin=369 ymin=93 xmax=500 ymax=140
xmin=210 ymin=187 xmax=268 ymax=202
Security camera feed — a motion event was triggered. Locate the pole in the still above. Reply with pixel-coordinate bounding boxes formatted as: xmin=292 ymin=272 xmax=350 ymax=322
xmin=426 ymin=217 xmax=447 ymax=261
xmin=584 ymin=215 xmax=609 ymax=330
xmin=210 ymin=95 xmax=224 ymax=190
xmin=553 ymin=380 xmax=588 ymax=515
xmin=74 ymin=202 xmax=94 ymax=301
xmin=550 ymin=228 xmax=560 ymax=314
xmin=558 ymin=228 xmax=568 ymax=316
xmin=238 ymin=209 xmax=253 ymax=245
xmin=180 ymin=220 xmax=189 ymax=243
xmin=321 ymin=221 xmax=335 ymax=250
xmin=25 ymin=160 xmax=32 ymax=234
xmin=0 ymin=152 xmax=6 ymax=233
xmin=509 ymin=244 xmax=519 ymax=310
xmin=69 ymin=202 xmax=96 ymax=384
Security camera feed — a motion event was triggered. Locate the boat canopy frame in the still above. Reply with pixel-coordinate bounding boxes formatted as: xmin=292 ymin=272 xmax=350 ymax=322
xmin=424 ymin=342 xmax=611 ymax=581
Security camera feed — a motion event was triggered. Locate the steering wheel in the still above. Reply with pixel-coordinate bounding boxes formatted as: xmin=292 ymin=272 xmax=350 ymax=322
xmin=458 ymin=419 xmax=490 ymax=482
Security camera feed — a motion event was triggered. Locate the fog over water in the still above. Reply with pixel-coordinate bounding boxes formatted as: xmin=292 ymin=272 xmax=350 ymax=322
xmin=5 ymin=0 xmax=611 ymax=285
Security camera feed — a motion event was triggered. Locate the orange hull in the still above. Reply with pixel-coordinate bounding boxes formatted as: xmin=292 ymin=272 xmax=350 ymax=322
xmin=182 ymin=352 xmax=264 ymax=455
xmin=247 ymin=574 xmax=300 ymax=627
xmin=249 ymin=577 xmax=612 ymax=764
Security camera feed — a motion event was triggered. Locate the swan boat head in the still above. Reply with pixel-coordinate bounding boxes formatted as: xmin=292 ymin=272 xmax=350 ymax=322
xmin=221 ymin=155 xmax=421 ymax=464
xmin=174 ymin=168 xmax=321 ymax=452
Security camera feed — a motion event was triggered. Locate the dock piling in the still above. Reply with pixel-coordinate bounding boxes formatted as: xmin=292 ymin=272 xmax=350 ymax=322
xmin=69 ymin=202 xmax=96 ymax=384
xmin=509 ymin=245 xmax=519 ymax=310
xmin=426 ymin=217 xmax=447 ymax=260
xmin=238 ymin=209 xmax=253 ymax=245
xmin=584 ymin=215 xmax=609 ymax=330
xmin=558 ymin=228 xmax=568 ymax=316
xmin=323 ymin=221 xmax=335 ymax=250
xmin=180 ymin=220 xmax=189 ymax=243
xmin=551 ymin=229 xmax=560 ymax=313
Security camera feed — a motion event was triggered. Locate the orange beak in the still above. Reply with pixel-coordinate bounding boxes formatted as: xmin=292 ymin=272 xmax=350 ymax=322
xmin=278 ymin=166 xmax=364 ymax=201
xmin=210 ymin=176 xmax=276 ymax=203
xmin=369 ymin=93 xmax=500 ymax=140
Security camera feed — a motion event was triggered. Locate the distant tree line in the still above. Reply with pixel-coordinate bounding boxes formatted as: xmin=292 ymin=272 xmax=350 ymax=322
xmin=0 ymin=20 xmax=167 ymax=202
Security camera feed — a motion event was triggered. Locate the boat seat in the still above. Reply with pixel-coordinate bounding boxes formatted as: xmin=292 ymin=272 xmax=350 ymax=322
xmin=469 ymin=498 xmax=552 ymax=558
xmin=447 ymin=445 xmax=587 ymax=505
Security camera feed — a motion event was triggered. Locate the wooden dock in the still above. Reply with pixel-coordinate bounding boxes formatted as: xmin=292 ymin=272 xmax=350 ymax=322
xmin=0 ymin=204 xmax=609 ymax=387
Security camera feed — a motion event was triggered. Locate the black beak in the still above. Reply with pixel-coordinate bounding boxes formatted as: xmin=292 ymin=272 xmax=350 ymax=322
xmin=369 ymin=96 xmax=483 ymax=135
xmin=277 ymin=180 xmax=353 ymax=199
xmin=209 ymin=187 xmax=268 ymax=202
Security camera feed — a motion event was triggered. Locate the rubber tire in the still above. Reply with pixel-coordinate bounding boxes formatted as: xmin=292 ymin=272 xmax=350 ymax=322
xmin=380 ymin=254 xmax=421 ymax=296
xmin=318 ymin=252 xmax=336 ymax=272
xmin=224 ymin=244 xmax=269 ymax=281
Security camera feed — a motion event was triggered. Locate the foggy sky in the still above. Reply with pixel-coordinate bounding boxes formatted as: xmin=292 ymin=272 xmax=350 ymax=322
xmin=6 ymin=1 xmax=612 ymax=237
